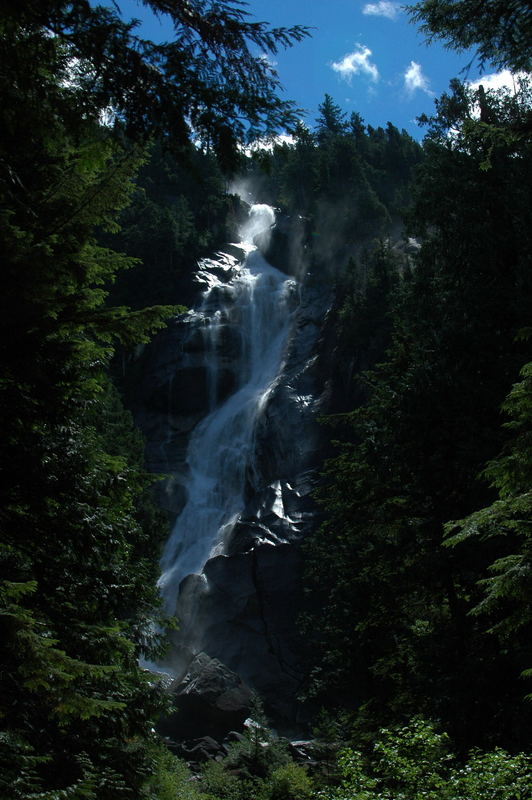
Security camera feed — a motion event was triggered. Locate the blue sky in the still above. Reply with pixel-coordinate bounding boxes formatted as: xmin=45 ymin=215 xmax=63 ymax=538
xmin=111 ymin=0 xmax=486 ymax=139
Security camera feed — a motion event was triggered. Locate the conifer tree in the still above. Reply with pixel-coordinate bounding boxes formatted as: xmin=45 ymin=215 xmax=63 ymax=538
xmin=407 ymin=0 xmax=532 ymax=72
xmin=304 ymin=27 xmax=532 ymax=752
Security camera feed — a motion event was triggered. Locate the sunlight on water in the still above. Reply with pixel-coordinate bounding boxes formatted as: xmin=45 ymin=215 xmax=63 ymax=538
xmin=157 ymin=205 xmax=294 ymax=616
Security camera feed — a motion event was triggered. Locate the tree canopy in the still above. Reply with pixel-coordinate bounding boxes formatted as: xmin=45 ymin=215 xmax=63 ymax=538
xmin=407 ymin=0 xmax=532 ymax=72
xmin=2 ymin=0 xmax=309 ymax=163
xmin=303 ymin=7 xmax=532 ymax=753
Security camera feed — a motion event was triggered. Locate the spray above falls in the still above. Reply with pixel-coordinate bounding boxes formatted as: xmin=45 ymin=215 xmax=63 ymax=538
xmin=157 ymin=204 xmax=296 ymax=616
xmin=240 ymin=203 xmax=275 ymax=247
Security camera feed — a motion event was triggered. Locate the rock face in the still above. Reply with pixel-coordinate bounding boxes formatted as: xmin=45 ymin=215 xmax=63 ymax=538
xmin=131 ymin=207 xmax=332 ymax=734
xmin=158 ymin=653 xmax=254 ymax=741
xmin=179 ymin=544 xmax=306 ymax=725
xmin=254 ymin=213 xmax=308 ymax=280
xmin=131 ymin=244 xmax=248 ymax=516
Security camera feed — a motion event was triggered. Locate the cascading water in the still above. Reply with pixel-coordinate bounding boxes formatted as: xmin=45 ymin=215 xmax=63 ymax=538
xmin=157 ymin=204 xmax=296 ymax=620
xmin=136 ymin=202 xmax=329 ymax=723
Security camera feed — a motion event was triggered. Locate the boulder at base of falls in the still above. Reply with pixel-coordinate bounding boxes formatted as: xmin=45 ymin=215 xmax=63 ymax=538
xmin=171 ymin=735 xmax=226 ymax=765
xmin=189 ymin=543 xmax=307 ymax=731
xmin=158 ymin=653 xmax=254 ymax=741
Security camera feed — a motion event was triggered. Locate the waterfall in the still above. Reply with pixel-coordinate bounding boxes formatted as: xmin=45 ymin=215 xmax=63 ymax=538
xmin=157 ymin=204 xmax=295 ymax=618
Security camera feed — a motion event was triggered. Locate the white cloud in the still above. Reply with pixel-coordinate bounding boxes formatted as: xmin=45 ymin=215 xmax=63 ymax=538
xmin=404 ymin=61 xmax=433 ymax=96
xmin=240 ymin=133 xmax=296 ymax=156
xmin=258 ymin=52 xmax=278 ymax=68
xmin=362 ymin=1 xmax=399 ymax=19
xmin=465 ymin=71 xmax=529 ymax=124
xmin=468 ymin=69 xmax=526 ymax=93
xmin=331 ymin=45 xmax=379 ymax=83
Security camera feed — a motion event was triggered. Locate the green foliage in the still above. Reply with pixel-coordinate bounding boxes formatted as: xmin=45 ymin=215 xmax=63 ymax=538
xmin=144 ymin=748 xmax=208 ymax=800
xmin=445 ymin=748 xmax=532 ymax=800
xmin=371 ymin=718 xmax=452 ymax=796
xmin=201 ymin=760 xmax=245 ymax=800
xmin=196 ymin=701 xmax=310 ymax=800
xmin=417 ymin=74 xmax=532 ymax=173
xmin=317 ymin=95 xmax=348 ymax=139
xmin=224 ymin=697 xmax=290 ymax=779
xmin=444 ymin=359 xmax=532 ymax=682
xmin=3 ymin=1 xmax=310 ymax=160
xmin=0 ymin=0 xmax=313 ymax=794
xmin=269 ymin=763 xmax=314 ymax=800
xmin=104 ymin=143 xmax=237 ymax=309
xmin=304 ymin=73 xmax=532 ymax=749
xmin=245 ymin=95 xmax=422 ymax=290
xmin=407 ymin=1 xmax=532 ymax=72
xmin=332 ymin=244 xmax=403 ymax=409
xmin=0 ymin=382 xmax=173 ymax=797
xmin=0 ymin=733 xmax=98 ymax=800
xmin=324 ymin=719 xmax=531 ymax=800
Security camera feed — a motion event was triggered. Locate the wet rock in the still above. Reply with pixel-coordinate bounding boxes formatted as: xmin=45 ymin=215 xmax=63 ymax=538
xmin=181 ymin=327 xmax=207 ymax=354
xmin=172 ymin=735 xmax=226 ymax=764
xmin=130 ymin=210 xmax=332 ymax=730
xmin=250 ymin=276 xmax=332 ymax=491
xmin=225 ymin=730 xmax=246 ymax=745
xmin=177 ymin=544 xmax=306 ymax=729
xmin=255 ymin=214 xmax=309 ymax=279
xmin=288 ymin=739 xmax=339 ymax=767
xmin=224 ymin=520 xmax=280 ymax=556
xmin=216 ymin=324 xmax=242 ymax=361
xmin=158 ymin=653 xmax=254 ymax=741
xmin=148 ymin=365 xmax=209 ymax=416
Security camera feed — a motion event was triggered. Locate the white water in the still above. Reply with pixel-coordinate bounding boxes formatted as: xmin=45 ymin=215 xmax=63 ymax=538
xmin=157 ymin=205 xmax=294 ymax=616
